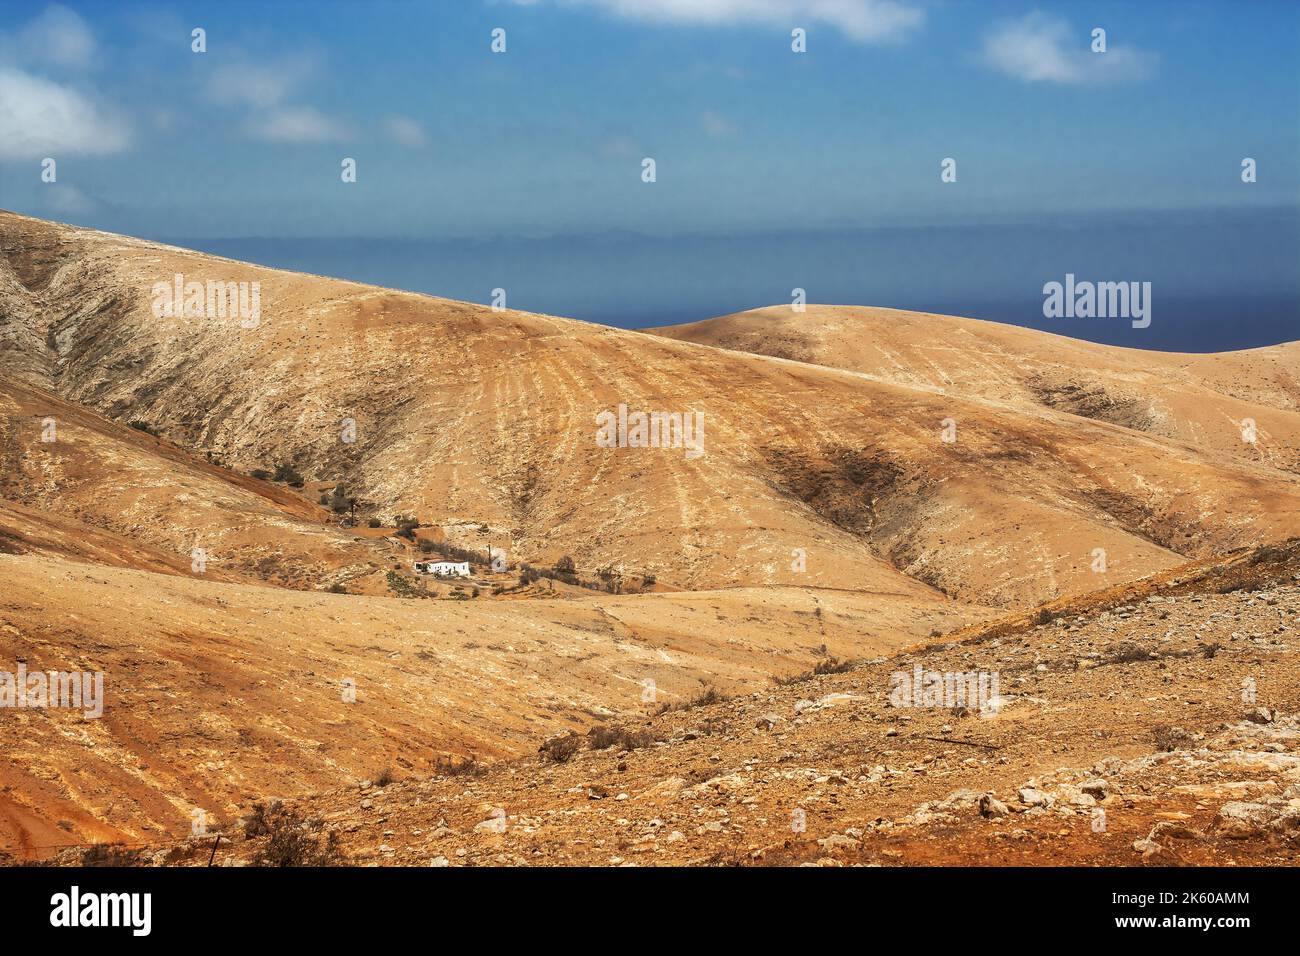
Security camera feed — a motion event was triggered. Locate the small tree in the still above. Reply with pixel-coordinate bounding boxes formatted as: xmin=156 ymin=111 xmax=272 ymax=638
xmin=554 ymin=555 xmax=576 ymax=574
xmin=272 ymin=463 xmax=303 ymax=485
xmin=328 ymin=484 xmax=349 ymax=514
xmin=393 ymin=515 xmax=419 ymax=541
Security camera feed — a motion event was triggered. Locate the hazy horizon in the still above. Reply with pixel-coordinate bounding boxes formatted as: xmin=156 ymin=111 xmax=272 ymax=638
xmin=151 ymin=203 xmax=1299 ymax=352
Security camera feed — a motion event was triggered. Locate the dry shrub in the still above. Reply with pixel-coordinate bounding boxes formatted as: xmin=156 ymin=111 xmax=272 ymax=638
xmin=243 ymin=800 xmax=344 ymax=867
xmin=81 ymin=843 xmax=146 ymax=867
xmin=539 ymin=733 xmax=582 ymax=763
xmin=1152 ymin=725 xmax=1195 ymax=753
xmin=1103 ymin=641 xmax=1151 ymax=664
xmin=433 ymin=754 xmax=487 ymax=777
xmin=586 ymin=724 xmax=657 ymax=752
xmin=774 ymin=657 xmax=855 ymax=686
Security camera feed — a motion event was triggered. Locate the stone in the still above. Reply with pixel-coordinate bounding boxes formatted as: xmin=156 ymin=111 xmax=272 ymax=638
xmin=1216 ymin=801 xmax=1272 ymax=837
xmin=1018 ymin=787 xmax=1053 ymax=807
xmin=816 ymin=833 xmax=860 ymax=852
xmin=1080 ymin=779 xmax=1109 ymax=799
xmin=979 ymin=793 xmax=1010 ymax=818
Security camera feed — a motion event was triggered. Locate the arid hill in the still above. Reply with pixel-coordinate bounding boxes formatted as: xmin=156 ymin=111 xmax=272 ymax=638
xmin=650 ymin=305 xmax=1300 ymax=474
xmin=4 ymin=211 xmax=1299 ymax=607
xmin=1 ymin=211 xmax=1298 ymax=862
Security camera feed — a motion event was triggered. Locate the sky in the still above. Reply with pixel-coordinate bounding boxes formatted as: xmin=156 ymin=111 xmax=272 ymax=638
xmin=1 ymin=0 xmax=1297 ymax=349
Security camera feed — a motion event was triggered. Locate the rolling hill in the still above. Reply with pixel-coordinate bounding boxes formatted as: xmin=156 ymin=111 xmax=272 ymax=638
xmin=1 ymin=210 xmax=1298 ymax=858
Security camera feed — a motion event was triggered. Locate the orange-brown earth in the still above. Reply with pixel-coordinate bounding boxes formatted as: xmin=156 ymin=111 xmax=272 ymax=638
xmin=102 ymin=539 xmax=1300 ymax=868
xmin=650 ymin=304 xmax=1300 ymax=474
xmin=0 ymin=211 xmax=1297 ymax=864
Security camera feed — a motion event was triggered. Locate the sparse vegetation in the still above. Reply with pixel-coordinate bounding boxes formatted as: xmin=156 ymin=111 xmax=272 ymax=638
xmin=127 ymin=420 xmax=159 ymax=436
xmin=597 ymin=565 xmax=622 ymax=593
xmin=1152 ymin=725 xmax=1195 ymax=752
xmin=243 ymin=800 xmax=343 ymax=866
xmin=1102 ymin=641 xmax=1152 ymax=665
xmin=272 ymin=463 xmax=304 ymax=487
xmin=773 ymin=657 xmax=855 ymax=686
xmin=587 ymin=724 xmax=657 ymax=751
xmin=656 ymin=684 xmax=728 ymax=714
xmin=385 ymin=570 xmax=426 ymax=598
xmin=367 ymin=516 xmax=382 ymax=528
xmin=433 ymin=754 xmax=487 ymax=777
xmin=81 ymin=843 xmax=146 ymax=866
xmin=539 ymin=733 xmax=582 ymax=763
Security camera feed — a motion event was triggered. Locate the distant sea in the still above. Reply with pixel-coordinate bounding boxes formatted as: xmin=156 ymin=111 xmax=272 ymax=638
xmin=166 ymin=206 xmax=1300 ymax=353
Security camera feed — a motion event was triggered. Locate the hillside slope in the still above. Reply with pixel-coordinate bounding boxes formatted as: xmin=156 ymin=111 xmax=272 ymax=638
xmin=0 ymin=373 xmax=391 ymax=588
xmin=4 ymin=212 xmax=1299 ymax=608
xmin=0 ymin=551 xmax=988 ymax=854
xmin=649 ymin=305 xmax=1300 ymax=473
xmin=136 ymin=539 xmax=1300 ymax=868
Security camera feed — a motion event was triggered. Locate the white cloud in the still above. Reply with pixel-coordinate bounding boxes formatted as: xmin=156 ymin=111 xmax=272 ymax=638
xmin=0 ymin=67 xmax=130 ymax=159
xmin=206 ymin=57 xmax=316 ymax=109
xmin=0 ymin=6 xmax=127 ymax=160
xmin=510 ymin=0 xmax=923 ymax=43
xmin=205 ymin=54 xmax=348 ymax=143
xmin=244 ymin=106 xmax=349 ymax=143
xmin=700 ymin=110 xmax=738 ymax=138
xmin=384 ymin=114 xmax=428 ymax=146
xmin=980 ymin=12 xmax=1154 ymax=85
xmin=6 ymin=4 xmax=95 ymax=69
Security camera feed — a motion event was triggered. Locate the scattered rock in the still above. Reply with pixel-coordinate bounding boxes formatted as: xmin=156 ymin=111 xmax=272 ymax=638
xmin=979 ymin=793 xmax=1010 ymax=818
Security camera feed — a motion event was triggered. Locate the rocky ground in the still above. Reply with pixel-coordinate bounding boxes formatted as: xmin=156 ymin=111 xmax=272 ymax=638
xmin=95 ymin=541 xmax=1299 ymax=867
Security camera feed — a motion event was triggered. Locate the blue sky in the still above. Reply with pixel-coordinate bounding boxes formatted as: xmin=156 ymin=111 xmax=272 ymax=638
xmin=1 ymin=1 xmax=1297 ymax=347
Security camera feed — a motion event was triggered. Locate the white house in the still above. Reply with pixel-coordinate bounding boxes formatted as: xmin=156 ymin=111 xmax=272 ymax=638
xmin=413 ymin=559 xmax=471 ymax=578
